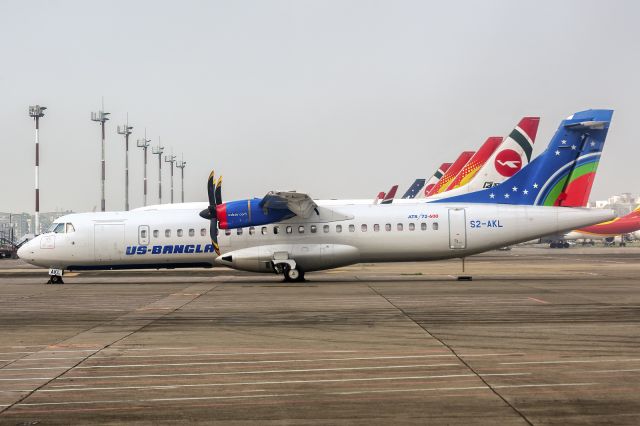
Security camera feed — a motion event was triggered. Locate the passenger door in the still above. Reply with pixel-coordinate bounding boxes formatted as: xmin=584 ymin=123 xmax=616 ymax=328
xmin=448 ymin=208 xmax=467 ymax=249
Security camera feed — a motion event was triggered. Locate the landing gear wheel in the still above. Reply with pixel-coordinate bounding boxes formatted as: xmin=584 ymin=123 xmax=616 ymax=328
xmin=48 ymin=275 xmax=64 ymax=285
xmin=283 ymin=265 xmax=305 ymax=282
xmin=563 ymin=242 xmax=570 ymax=248
xmin=549 ymin=242 xmax=556 ymax=248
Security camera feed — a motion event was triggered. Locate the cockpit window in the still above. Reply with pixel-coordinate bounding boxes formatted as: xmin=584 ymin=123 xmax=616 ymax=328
xmin=66 ymin=223 xmax=75 ymax=233
xmin=53 ymin=223 xmax=65 ymax=233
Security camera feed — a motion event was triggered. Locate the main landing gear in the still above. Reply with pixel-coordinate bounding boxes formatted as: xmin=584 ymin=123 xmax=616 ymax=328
xmin=283 ymin=264 xmax=305 ymax=282
xmin=272 ymin=260 xmax=306 ymax=282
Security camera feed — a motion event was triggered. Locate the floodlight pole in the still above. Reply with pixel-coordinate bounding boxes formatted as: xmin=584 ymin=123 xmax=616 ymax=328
xmin=117 ymin=116 xmax=134 ymax=211
xmin=136 ymin=130 xmax=151 ymax=207
xmin=164 ymin=153 xmax=176 ymax=204
xmin=29 ymin=105 xmax=46 ymax=234
xmin=152 ymin=140 xmax=164 ymax=203
xmin=176 ymin=157 xmax=186 ymax=203
xmin=91 ymin=102 xmax=110 ymax=212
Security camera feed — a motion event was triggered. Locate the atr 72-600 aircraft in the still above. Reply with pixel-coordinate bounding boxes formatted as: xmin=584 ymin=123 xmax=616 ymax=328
xmin=19 ymin=110 xmax=614 ymax=283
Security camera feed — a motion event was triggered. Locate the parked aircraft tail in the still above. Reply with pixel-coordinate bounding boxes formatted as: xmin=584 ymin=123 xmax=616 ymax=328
xmin=434 ymin=110 xmax=613 ymax=206
xmin=381 ymin=185 xmax=398 ymax=204
xmin=402 ymin=179 xmax=427 ymax=199
xmin=426 ymin=152 xmax=475 ymax=196
xmin=446 ymin=137 xmax=503 ymax=191
xmin=373 ymin=191 xmax=386 ymax=205
xmin=417 ymin=163 xmax=451 ymax=198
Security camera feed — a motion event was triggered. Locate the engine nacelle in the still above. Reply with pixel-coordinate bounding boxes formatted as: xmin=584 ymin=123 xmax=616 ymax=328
xmin=216 ymin=198 xmax=294 ymax=229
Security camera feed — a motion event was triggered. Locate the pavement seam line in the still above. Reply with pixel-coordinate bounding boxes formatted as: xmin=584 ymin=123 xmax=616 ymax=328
xmin=363 ymin=280 xmax=534 ymax=426
xmin=0 ymin=282 xmax=219 ymax=416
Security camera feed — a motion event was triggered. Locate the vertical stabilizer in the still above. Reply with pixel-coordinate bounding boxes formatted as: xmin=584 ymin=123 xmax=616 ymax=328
xmin=427 ymin=151 xmax=475 ymax=196
xmin=434 ymin=110 xmax=613 ymax=206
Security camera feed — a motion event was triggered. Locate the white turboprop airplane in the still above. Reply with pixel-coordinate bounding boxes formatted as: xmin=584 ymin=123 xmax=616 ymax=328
xmin=18 ymin=109 xmax=614 ymax=283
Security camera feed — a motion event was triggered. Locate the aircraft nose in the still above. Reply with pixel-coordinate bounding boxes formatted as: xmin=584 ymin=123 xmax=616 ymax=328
xmin=17 ymin=239 xmax=37 ymax=263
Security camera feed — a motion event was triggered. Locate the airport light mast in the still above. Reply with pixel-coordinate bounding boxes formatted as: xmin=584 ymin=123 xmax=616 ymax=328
xmin=29 ymin=105 xmax=46 ymax=234
xmin=91 ymin=102 xmax=110 ymax=212
xmin=164 ymin=153 xmax=176 ymax=204
xmin=176 ymin=156 xmax=186 ymax=203
xmin=117 ymin=116 xmax=134 ymax=211
xmin=152 ymin=141 xmax=164 ymax=203
xmin=136 ymin=130 xmax=151 ymax=207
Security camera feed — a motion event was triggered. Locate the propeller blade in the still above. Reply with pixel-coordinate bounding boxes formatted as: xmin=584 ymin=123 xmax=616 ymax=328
xmin=207 ymin=170 xmax=216 ymax=207
xmin=210 ymin=221 xmax=220 ymax=255
xmin=215 ymin=176 xmax=223 ymax=205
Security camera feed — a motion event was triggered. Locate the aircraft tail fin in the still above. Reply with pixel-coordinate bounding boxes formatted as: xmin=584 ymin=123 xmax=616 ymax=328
xmin=433 ymin=110 xmax=613 ymax=206
xmin=402 ymin=179 xmax=427 ymax=199
xmin=426 ymin=152 xmax=475 ymax=196
xmin=381 ymin=185 xmax=398 ymax=204
xmin=446 ymin=137 xmax=503 ymax=191
xmin=418 ymin=163 xmax=451 ymax=198
xmin=373 ymin=191 xmax=385 ymax=205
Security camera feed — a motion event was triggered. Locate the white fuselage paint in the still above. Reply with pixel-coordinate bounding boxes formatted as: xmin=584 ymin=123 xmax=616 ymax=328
xmin=18 ymin=201 xmax=614 ymax=273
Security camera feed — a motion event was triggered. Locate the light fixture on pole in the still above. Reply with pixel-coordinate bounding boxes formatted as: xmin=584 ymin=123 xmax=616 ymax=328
xmin=91 ymin=100 xmax=110 ymax=212
xmin=136 ymin=129 xmax=151 ymax=207
xmin=152 ymin=140 xmax=164 ymax=203
xmin=176 ymin=156 xmax=186 ymax=203
xmin=164 ymin=153 xmax=176 ymax=204
xmin=117 ymin=116 xmax=134 ymax=211
xmin=29 ymin=105 xmax=46 ymax=234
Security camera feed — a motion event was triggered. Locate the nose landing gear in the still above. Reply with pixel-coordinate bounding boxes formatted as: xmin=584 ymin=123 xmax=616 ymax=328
xmin=47 ymin=268 xmax=65 ymax=284
xmin=47 ymin=275 xmax=64 ymax=285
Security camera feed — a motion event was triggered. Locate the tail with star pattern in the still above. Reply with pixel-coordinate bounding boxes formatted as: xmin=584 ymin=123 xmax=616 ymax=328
xmin=432 ymin=109 xmax=613 ymax=206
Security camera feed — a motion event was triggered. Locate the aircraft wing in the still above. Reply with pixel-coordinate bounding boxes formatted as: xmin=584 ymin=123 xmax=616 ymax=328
xmin=259 ymin=191 xmax=318 ymax=218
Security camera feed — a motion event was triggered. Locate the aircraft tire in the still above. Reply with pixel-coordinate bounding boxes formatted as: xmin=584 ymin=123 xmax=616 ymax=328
xmin=287 ymin=268 xmax=300 ymax=281
xmin=549 ymin=242 xmax=556 ymax=248
xmin=563 ymin=242 xmax=570 ymax=249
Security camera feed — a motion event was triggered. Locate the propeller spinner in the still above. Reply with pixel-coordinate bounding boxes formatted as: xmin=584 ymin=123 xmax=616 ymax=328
xmin=199 ymin=170 xmax=221 ymax=255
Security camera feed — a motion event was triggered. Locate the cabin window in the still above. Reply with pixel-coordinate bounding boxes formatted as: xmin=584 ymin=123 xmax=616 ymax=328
xmin=374 ymin=224 xmax=380 ymax=232
xmin=66 ymin=223 xmax=75 ymax=233
xmin=225 ymin=229 xmax=231 ymax=236
xmin=261 ymin=227 xmax=267 ymax=235
xmin=421 ymin=223 xmax=427 ymax=231
xmin=361 ymin=224 xmax=368 ymax=232
xmin=237 ymin=228 xmax=243 ymax=235
xmin=336 ymin=224 xmax=342 ymax=233
xmin=397 ymin=223 xmax=404 ymax=231
xmin=323 ymin=225 xmax=330 ymax=233
xmin=189 ymin=229 xmax=195 ymax=237
xmin=432 ymin=222 xmax=439 ymax=231
xmin=274 ymin=226 xmax=280 ymax=234
xmin=153 ymin=230 xmax=159 ymax=238
xmin=140 ymin=229 xmax=147 ymax=239
xmin=201 ymin=228 xmax=206 ymax=237
xmin=298 ymin=225 xmax=305 ymax=233
xmin=409 ymin=223 xmax=415 ymax=231
xmin=349 ymin=224 xmax=355 ymax=232
xmin=385 ymin=223 xmax=392 ymax=232
xmin=53 ymin=223 xmax=65 ymax=233
xmin=310 ymin=225 xmax=317 ymax=233
xmin=249 ymin=227 xmax=255 ymax=235
xmin=165 ymin=229 xmax=171 ymax=238
xmin=286 ymin=226 xmax=293 ymax=234
xmin=177 ymin=229 xmax=183 ymax=237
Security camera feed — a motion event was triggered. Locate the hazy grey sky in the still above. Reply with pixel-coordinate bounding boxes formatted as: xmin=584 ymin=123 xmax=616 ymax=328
xmin=1 ymin=0 xmax=639 ymax=213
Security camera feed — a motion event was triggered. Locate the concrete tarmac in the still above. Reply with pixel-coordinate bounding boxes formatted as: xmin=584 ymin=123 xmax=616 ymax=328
xmin=0 ymin=246 xmax=639 ymax=425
